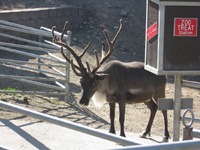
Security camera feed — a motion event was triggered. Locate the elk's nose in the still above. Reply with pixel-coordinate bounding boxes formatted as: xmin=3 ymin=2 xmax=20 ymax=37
xmin=79 ymin=100 xmax=89 ymax=106
xmin=79 ymin=96 xmax=89 ymax=106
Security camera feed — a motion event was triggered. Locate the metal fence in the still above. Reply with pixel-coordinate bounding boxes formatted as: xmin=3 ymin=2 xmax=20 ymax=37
xmin=1 ymin=20 xmax=200 ymax=150
xmin=108 ymin=109 xmax=200 ymax=150
xmin=1 ymin=100 xmax=200 ymax=150
xmin=181 ymin=80 xmax=200 ymax=139
xmin=0 ymin=100 xmax=141 ymax=147
xmin=0 ymin=19 xmax=71 ymax=102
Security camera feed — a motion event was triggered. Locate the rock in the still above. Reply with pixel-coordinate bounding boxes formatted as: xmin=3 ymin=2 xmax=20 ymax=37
xmin=88 ymin=17 xmax=93 ymax=21
xmin=116 ymin=5 xmax=123 ymax=9
xmin=106 ymin=4 xmax=112 ymax=8
xmin=105 ymin=2 xmax=109 ymax=5
xmin=113 ymin=26 xmax=119 ymax=30
xmin=120 ymin=10 xmax=128 ymax=17
xmin=72 ymin=37 xmax=77 ymax=42
xmin=82 ymin=21 xmax=87 ymax=25
xmin=79 ymin=25 xmax=83 ymax=29
xmin=119 ymin=46 xmax=126 ymax=51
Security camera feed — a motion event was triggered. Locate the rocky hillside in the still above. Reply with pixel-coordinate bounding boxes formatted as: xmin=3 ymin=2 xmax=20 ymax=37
xmin=0 ymin=0 xmax=147 ymax=63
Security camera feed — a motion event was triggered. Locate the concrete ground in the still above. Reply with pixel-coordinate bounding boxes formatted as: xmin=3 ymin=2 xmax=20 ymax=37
xmin=0 ymin=119 xmax=162 ymax=150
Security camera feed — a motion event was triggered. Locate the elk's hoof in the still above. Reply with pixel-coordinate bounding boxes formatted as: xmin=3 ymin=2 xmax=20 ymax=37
xmin=140 ymin=132 xmax=151 ymax=138
xmin=109 ymin=130 xmax=116 ymax=135
xmin=161 ymin=136 xmax=170 ymax=143
xmin=120 ymin=133 xmax=126 ymax=137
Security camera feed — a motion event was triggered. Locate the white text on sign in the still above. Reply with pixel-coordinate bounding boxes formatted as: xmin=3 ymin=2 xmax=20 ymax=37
xmin=174 ymin=18 xmax=198 ymax=36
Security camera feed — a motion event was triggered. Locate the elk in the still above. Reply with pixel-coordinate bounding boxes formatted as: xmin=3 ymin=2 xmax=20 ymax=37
xmin=52 ymin=20 xmax=170 ymax=142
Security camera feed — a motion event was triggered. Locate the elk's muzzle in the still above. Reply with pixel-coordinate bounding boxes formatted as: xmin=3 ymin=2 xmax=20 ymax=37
xmin=79 ymin=94 xmax=89 ymax=106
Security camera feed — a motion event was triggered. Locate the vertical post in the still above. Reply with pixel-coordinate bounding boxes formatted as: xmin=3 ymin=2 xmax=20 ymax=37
xmin=173 ymin=75 xmax=182 ymax=141
xmin=38 ymin=35 xmax=42 ymax=74
xmin=64 ymin=31 xmax=72 ymax=102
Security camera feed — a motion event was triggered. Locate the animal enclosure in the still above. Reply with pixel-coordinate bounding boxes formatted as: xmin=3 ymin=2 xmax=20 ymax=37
xmin=0 ymin=19 xmax=71 ymax=101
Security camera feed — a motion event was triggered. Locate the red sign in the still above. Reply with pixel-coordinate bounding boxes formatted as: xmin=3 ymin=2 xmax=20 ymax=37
xmin=147 ymin=22 xmax=158 ymax=41
xmin=174 ymin=18 xmax=198 ymax=36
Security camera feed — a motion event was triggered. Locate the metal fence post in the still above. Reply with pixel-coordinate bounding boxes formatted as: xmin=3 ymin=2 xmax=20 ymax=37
xmin=173 ymin=75 xmax=182 ymax=141
xmin=64 ymin=31 xmax=72 ymax=102
xmin=38 ymin=35 xmax=42 ymax=74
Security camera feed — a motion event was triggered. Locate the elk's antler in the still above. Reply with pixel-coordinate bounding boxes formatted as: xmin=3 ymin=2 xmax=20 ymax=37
xmin=52 ymin=19 xmax=123 ymax=78
xmin=52 ymin=22 xmax=90 ymax=77
xmin=91 ymin=19 xmax=123 ymax=74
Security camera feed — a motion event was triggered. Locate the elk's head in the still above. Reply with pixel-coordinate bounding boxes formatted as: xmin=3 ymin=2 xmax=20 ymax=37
xmin=52 ymin=20 xmax=123 ymax=106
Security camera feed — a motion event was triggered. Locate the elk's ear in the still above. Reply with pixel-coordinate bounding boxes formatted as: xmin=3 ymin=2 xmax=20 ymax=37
xmin=95 ymin=73 xmax=109 ymax=80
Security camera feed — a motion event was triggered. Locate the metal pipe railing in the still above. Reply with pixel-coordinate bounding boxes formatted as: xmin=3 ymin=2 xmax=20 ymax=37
xmin=0 ymin=33 xmax=56 ymax=49
xmin=181 ymin=117 xmax=200 ymax=123
xmin=0 ymin=20 xmax=51 ymax=37
xmin=0 ymin=90 xmax=66 ymax=95
xmin=0 ymin=101 xmax=141 ymax=146
xmin=0 ymin=74 xmax=65 ymax=82
xmin=0 ymin=42 xmax=58 ymax=52
xmin=0 ymin=59 xmax=65 ymax=68
xmin=0 ymin=45 xmax=66 ymax=65
xmin=182 ymin=80 xmax=200 ymax=89
xmin=0 ymin=20 xmax=69 ymax=39
xmin=13 ymin=78 xmax=65 ymax=92
xmin=193 ymin=129 xmax=200 ymax=138
xmin=0 ymin=19 xmax=70 ymax=100
xmin=109 ymin=139 xmax=200 ymax=150
xmin=5 ymin=62 xmax=65 ymax=77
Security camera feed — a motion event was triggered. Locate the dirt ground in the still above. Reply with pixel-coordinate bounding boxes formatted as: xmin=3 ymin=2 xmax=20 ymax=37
xmin=0 ymin=0 xmax=200 ymax=142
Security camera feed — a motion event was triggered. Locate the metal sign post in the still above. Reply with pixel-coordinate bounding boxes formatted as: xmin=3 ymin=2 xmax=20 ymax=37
xmin=145 ymin=0 xmax=200 ymax=141
xmin=173 ymin=75 xmax=182 ymax=141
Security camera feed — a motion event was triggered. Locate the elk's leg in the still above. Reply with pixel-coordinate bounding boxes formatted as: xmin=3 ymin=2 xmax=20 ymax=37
xmin=161 ymin=110 xmax=170 ymax=142
xmin=119 ymin=100 xmax=126 ymax=137
xmin=141 ymin=98 xmax=157 ymax=138
xmin=109 ymin=102 xmax=116 ymax=134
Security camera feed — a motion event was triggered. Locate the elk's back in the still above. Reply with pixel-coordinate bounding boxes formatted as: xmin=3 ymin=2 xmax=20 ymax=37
xmin=97 ymin=60 xmax=166 ymax=96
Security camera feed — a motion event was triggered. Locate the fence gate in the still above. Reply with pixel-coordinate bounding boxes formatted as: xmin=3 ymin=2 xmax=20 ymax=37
xmin=0 ymin=19 xmax=71 ymax=102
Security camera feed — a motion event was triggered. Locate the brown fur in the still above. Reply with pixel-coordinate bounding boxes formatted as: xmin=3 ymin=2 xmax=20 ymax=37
xmin=93 ymin=60 xmax=169 ymax=141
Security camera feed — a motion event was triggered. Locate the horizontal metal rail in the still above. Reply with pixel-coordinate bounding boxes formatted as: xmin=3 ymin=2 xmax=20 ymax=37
xmin=13 ymin=78 xmax=65 ymax=92
xmin=182 ymin=80 xmax=200 ymax=89
xmin=38 ymin=71 xmax=66 ymax=90
xmin=55 ymin=81 xmax=65 ymax=89
xmin=44 ymin=39 xmax=63 ymax=49
xmin=0 ymin=101 xmax=141 ymax=146
xmin=0 ymin=19 xmax=68 ymax=39
xmin=109 ymin=139 xmax=200 ymax=150
xmin=47 ymin=52 xmax=66 ymax=62
xmin=0 ymin=144 xmax=12 ymax=150
xmin=0 ymin=90 xmax=66 ymax=95
xmin=0 ymin=59 xmax=65 ymax=68
xmin=0 ymin=74 xmax=65 ymax=82
xmin=0 ymin=24 xmax=52 ymax=37
xmin=5 ymin=62 xmax=65 ymax=77
xmin=0 ymin=20 xmax=50 ymax=37
xmin=0 ymin=42 xmax=58 ymax=52
xmin=0 ymin=45 xmax=67 ymax=65
xmin=181 ymin=116 xmax=200 ymax=123
xmin=193 ymin=129 xmax=200 ymax=138
xmin=0 ymin=33 xmax=57 ymax=49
